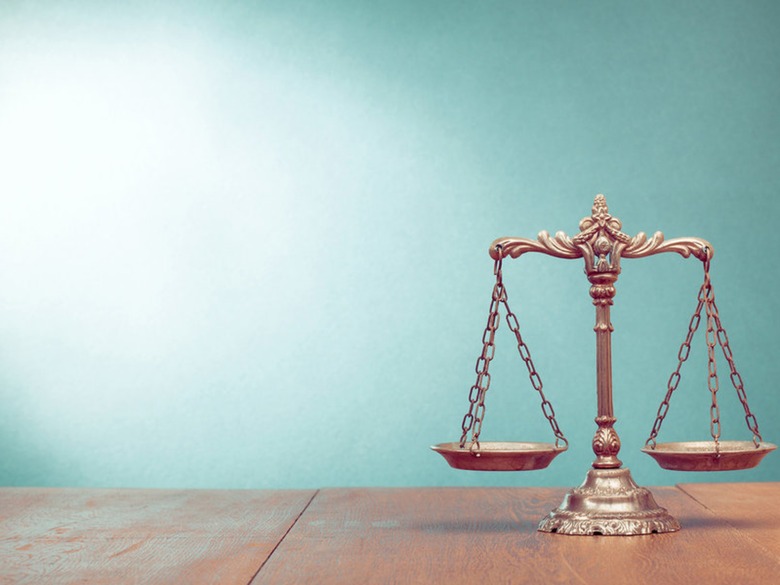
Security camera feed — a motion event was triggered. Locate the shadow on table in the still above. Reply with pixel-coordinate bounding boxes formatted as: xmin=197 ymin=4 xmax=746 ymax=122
xmin=677 ymin=515 xmax=777 ymax=531
xmin=408 ymin=518 xmax=538 ymax=534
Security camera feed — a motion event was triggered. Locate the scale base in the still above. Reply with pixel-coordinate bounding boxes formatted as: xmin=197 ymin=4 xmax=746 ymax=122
xmin=537 ymin=467 xmax=680 ymax=536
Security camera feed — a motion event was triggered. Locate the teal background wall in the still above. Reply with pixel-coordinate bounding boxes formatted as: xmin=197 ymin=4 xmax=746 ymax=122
xmin=0 ymin=1 xmax=778 ymax=490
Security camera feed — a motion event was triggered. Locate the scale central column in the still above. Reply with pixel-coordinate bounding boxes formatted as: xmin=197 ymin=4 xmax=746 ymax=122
xmin=536 ymin=196 xmax=681 ymax=536
xmin=589 ymin=273 xmax=622 ymax=470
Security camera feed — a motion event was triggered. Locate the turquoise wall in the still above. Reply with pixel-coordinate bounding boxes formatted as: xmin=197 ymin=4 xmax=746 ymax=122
xmin=1 ymin=1 xmax=778 ymax=490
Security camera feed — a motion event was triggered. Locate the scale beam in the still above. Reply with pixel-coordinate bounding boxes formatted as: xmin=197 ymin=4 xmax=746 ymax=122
xmin=489 ymin=196 xmax=711 ymax=264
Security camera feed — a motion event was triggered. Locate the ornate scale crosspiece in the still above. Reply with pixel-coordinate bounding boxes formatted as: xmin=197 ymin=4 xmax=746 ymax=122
xmin=432 ymin=195 xmax=776 ymax=536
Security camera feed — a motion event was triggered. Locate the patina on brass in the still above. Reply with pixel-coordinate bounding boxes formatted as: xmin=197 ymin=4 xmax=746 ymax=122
xmin=537 ymin=468 xmax=679 ymax=535
xmin=490 ymin=195 xmax=710 ymax=535
xmin=434 ymin=195 xmax=774 ymax=536
xmin=432 ymin=442 xmax=567 ymax=471
xmin=642 ymin=441 xmax=777 ymax=472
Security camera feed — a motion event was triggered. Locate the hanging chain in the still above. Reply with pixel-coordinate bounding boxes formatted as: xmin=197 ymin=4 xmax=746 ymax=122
xmin=710 ymin=292 xmax=764 ymax=447
xmin=501 ymin=290 xmax=568 ymax=449
xmin=459 ymin=245 xmax=567 ymax=451
xmin=459 ymin=252 xmax=503 ymax=451
xmin=646 ymin=247 xmax=764 ymax=451
xmin=645 ymin=279 xmax=707 ymax=448
xmin=702 ymin=254 xmax=721 ymax=455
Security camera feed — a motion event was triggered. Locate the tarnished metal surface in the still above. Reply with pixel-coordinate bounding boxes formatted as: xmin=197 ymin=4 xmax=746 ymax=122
xmin=538 ymin=468 xmax=681 ymax=535
xmin=435 ymin=195 xmax=774 ymax=536
xmin=641 ymin=441 xmax=777 ymax=471
xmin=431 ymin=442 xmax=566 ymax=471
xmin=489 ymin=195 xmax=711 ymax=264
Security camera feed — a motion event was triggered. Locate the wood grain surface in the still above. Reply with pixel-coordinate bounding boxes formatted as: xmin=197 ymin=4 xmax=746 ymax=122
xmin=678 ymin=482 xmax=780 ymax=556
xmin=251 ymin=485 xmax=780 ymax=585
xmin=1 ymin=483 xmax=777 ymax=584
xmin=0 ymin=488 xmax=316 ymax=585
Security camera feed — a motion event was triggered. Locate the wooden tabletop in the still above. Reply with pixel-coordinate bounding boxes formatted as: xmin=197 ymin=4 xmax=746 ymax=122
xmin=1 ymin=483 xmax=778 ymax=584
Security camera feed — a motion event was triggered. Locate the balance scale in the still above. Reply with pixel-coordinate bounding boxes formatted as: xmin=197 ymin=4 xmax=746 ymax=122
xmin=432 ymin=195 xmax=776 ymax=536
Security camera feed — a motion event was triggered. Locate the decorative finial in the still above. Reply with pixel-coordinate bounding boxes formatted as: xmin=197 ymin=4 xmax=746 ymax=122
xmin=593 ymin=195 xmax=609 ymax=220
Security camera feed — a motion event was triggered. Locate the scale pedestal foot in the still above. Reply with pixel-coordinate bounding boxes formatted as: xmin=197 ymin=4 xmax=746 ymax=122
xmin=537 ymin=468 xmax=680 ymax=536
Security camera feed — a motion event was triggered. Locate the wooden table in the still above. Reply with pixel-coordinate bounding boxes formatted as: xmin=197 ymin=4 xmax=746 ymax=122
xmin=1 ymin=483 xmax=778 ymax=584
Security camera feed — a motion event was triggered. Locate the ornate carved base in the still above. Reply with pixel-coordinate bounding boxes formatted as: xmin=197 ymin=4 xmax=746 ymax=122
xmin=537 ymin=467 xmax=680 ymax=536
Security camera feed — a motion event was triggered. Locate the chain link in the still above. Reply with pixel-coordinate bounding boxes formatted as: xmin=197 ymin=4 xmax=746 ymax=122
xmin=645 ymin=291 xmax=705 ymax=448
xmin=501 ymin=294 xmax=568 ymax=448
xmin=459 ymin=253 xmax=503 ymax=450
xmin=710 ymin=297 xmax=764 ymax=446
xmin=459 ymin=246 xmax=568 ymax=451
xmin=645 ymin=282 xmax=711 ymax=449
xmin=645 ymin=249 xmax=720 ymax=449
xmin=703 ymin=272 xmax=721 ymax=455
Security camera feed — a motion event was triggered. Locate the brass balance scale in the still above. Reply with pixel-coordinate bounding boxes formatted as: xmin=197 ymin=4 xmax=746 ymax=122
xmin=432 ymin=195 xmax=776 ymax=536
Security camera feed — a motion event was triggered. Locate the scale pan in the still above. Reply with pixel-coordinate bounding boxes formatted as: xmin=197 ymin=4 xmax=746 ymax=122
xmin=641 ymin=441 xmax=777 ymax=472
xmin=431 ymin=441 xmax=566 ymax=471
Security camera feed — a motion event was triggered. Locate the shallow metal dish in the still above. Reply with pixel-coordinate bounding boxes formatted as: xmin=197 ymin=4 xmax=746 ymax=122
xmin=641 ymin=440 xmax=776 ymax=472
xmin=431 ymin=441 xmax=567 ymax=471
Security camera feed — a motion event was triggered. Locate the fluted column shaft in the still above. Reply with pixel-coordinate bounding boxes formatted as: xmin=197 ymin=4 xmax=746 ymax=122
xmin=589 ymin=274 xmax=621 ymax=469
